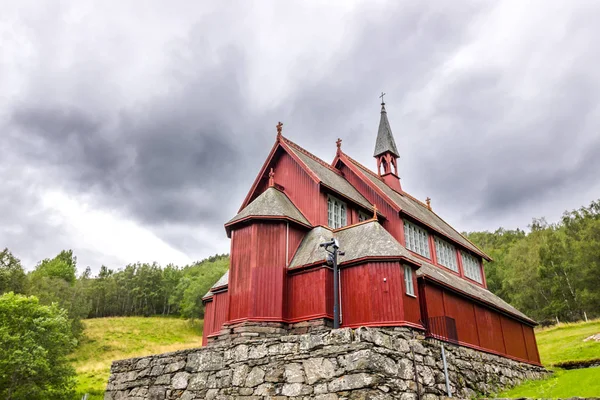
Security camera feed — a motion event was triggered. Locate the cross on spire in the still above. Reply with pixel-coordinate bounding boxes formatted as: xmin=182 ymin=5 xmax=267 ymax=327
xmin=379 ymin=92 xmax=386 ymax=105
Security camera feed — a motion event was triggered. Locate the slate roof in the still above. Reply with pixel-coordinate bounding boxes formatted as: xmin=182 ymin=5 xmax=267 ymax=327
xmin=203 ymin=270 xmax=229 ymax=299
xmin=283 ymin=138 xmax=375 ymax=212
xmin=374 ymin=103 xmax=400 ymax=157
xmin=287 ymin=220 xmax=532 ymax=324
xmin=347 ymin=157 xmax=489 ymax=260
xmin=227 ymin=187 xmax=310 ymax=227
xmin=288 ymin=221 xmax=415 ymax=269
xmin=414 ymin=261 xmax=535 ymax=324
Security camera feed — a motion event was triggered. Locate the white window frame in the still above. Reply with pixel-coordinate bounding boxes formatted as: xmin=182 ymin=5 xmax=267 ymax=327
xmin=327 ymin=195 xmax=347 ymax=229
xmin=403 ymin=220 xmax=430 ymax=258
xmin=461 ymin=251 xmax=483 ymax=283
xmin=404 ymin=265 xmax=415 ymax=296
xmin=435 ymin=237 xmax=458 ymax=272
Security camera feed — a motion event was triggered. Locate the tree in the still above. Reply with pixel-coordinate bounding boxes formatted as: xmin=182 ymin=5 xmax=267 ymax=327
xmin=0 ymin=293 xmax=76 ymax=400
xmin=0 ymin=249 xmax=26 ymax=294
xmin=31 ymin=250 xmax=77 ymax=284
xmin=27 ymin=250 xmax=90 ymax=338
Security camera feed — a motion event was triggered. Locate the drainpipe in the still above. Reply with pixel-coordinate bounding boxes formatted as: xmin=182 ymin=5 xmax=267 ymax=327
xmin=441 ymin=343 xmax=452 ymax=397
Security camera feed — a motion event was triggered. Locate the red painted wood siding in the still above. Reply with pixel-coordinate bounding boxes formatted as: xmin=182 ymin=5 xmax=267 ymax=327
xmin=403 ymin=266 xmax=421 ymax=324
xmin=202 ymin=300 xmax=214 ymax=346
xmin=252 ymin=222 xmax=287 ymax=319
xmin=339 ymin=261 xmax=417 ymax=327
xmin=228 ymin=225 xmax=253 ymax=321
xmin=338 ymin=163 xmax=403 ymax=242
xmin=523 ymin=325 xmax=541 ymax=364
xmin=422 ymin=281 xmax=539 ymax=364
xmin=474 ymin=304 xmax=506 ymax=354
xmin=201 ymin=291 xmax=230 ymax=345
xmin=273 ymin=151 xmax=321 ymax=224
xmin=286 ymin=268 xmax=330 ymax=321
xmin=501 ymin=315 xmax=529 ymax=361
xmin=228 ymin=221 xmax=289 ymax=322
xmin=213 ymin=291 xmax=229 ymax=335
xmin=443 ymin=290 xmax=480 ymax=346
xmin=287 ymin=225 xmax=306 ymax=266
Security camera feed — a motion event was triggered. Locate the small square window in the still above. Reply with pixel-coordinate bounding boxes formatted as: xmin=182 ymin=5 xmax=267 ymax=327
xmin=327 ymin=195 xmax=347 ymax=229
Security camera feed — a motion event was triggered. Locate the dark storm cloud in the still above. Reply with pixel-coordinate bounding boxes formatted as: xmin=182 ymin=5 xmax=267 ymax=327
xmin=399 ymin=60 xmax=600 ymax=229
xmin=3 ymin=1 xmax=600 ymax=268
xmin=7 ymin=40 xmax=254 ymax=233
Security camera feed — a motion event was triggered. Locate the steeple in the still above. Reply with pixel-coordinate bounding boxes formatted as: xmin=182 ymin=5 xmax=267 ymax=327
xmin=374 ymin=94 xmax=401 ymax=192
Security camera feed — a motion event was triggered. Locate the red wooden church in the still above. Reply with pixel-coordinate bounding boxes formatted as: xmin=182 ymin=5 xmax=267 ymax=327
xmin=202 ymin=101 xmax=541 ymax=365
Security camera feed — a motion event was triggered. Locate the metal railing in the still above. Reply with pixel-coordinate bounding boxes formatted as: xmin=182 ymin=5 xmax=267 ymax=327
xmin=423 ymin=316 xmax=458 ymax=344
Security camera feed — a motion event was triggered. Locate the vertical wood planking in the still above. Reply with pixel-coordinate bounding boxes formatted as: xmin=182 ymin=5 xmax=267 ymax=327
xmin=202 ymin=300 xmax=215 ymax=346
xmin=228 ymin=225 xmax=253 ymax=321
xmin=286 ymin=268 xmax=328 ymax=321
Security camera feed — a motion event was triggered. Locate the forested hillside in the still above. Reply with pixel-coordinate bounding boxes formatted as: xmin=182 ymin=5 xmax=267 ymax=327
xmin=466 ymin=200 xmax=600 ymax=323
xmin=0 ymin=250 xmax=228 ymax=338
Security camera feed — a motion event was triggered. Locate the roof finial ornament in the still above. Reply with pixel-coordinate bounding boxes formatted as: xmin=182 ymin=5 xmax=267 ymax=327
xmin=268 ymin=168 xmax=275 ymax=187
xmin=372 ymin=204 xmax=378 ymax=220
xmin=276 ymin=121 xmax=283 ymax=137
xmin=426 ymin=197 xmax=432 ymax=211
xmin=336 ymin=138 xmax=342 ymax=155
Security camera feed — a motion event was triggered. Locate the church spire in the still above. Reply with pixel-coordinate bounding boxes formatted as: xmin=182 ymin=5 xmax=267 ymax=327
xmin=374 ymin=94 xmax=399 ymax=158
xmin=373 ymin=93 xmax=401 ymax=192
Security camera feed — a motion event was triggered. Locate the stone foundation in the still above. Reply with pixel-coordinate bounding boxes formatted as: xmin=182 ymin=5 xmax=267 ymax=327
xmin=105 ymin=326 xmax=548 ymax=400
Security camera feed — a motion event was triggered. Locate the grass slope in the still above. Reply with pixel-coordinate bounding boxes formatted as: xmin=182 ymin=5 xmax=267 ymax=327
xmin=499 ymin=319 xmax=600 ymax=398
xmin=71 ymin=317 xmax=203 ymax=400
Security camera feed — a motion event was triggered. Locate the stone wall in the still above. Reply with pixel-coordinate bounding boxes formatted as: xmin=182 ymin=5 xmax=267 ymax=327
xmin=105 ymin=326 xmax=547 ymax=400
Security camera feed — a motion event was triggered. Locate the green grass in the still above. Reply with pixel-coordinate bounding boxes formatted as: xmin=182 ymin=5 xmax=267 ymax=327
xmin=499 ymin=367 xmax=600 ymax=398
xmin=534 ymin=319 xmax=600 ymax=365
xmin=71 ymin=317 xmax=203 ymax=400
xmin=499 ymin=319 xmax=600 ymax=398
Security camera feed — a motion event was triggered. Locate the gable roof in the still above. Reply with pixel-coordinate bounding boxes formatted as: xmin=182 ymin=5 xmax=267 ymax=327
xmin=287 ymin=219 xmax=531 ymax=324
xmin=282 ymin=137 xmax=375 ymax=212
xmin=203 ymin=270 xmax=229 ymax=299
xmin=288 ymin=221 xmax=418 ymax=269
xmin=374 ymin=103 xmax=399 ymax=157
xmin=226 ymin=187 xmax=310 ymax=228
xmin=344 ymin=155 xmax=490 ymax=260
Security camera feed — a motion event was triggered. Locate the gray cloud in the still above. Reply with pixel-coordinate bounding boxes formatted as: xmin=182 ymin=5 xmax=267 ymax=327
xmin=2 ymin=1 xmax=599 ymax=270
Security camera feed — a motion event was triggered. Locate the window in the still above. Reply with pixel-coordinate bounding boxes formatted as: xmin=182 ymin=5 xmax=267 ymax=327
xmin=404 ymin=265 xmax=414 ymax=296
xmin=435 ymin=237 xmax=458 ymax=272
xmin=404 ymin=220 xmax=430 ymax=258
xmin=327 ymin=195 xmax=347 ymax=229
xmin=358 ymin=211 xmax=370 ymax=222
xmin=461 ymin=251 xmax=483 ymax=283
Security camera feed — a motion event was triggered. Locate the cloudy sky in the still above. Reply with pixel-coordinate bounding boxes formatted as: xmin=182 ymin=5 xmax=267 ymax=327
xmin=2 ymin=1 xmax=599 ymax=272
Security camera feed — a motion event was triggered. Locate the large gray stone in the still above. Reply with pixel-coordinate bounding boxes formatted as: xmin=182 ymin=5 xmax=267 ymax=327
xmin=171 ymin=371 xmax=190 ymax=390
xmin=284 ymin=363 xmax=304 ymax=383
xmin=328 ymin=373 xmax=380 ymax=391
xmin=245 ymin=366 xmax=265 ymax=387
xmin=303 ymin=357 xmax=336 ymax=384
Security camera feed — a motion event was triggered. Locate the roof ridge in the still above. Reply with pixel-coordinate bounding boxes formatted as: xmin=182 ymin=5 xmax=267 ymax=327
xmin=333 ymin=218 xmax=377 ymax=233
xmin=282 ymin=136 xmax=343 ymax=176
xmin=342 ymin=152 xmax=381 ymax=180
xmin=343 ymin=152 xmax=490 ymax=260
xmin=345 ymin=153 xmax=430 ymax=209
